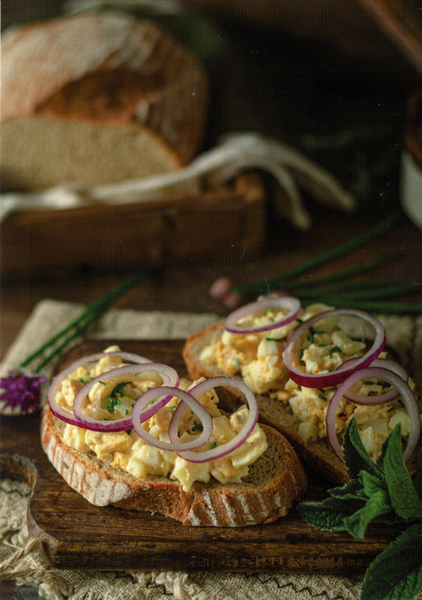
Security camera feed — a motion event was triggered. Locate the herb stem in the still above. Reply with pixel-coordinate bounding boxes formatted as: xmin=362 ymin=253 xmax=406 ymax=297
xmin=20 ymin=268 xmax=153 ymax=372
xmin=296 ymin=281 xmax=421 ymax=301
xmin=301 ymin=298 xmax=422 ymax=314
xmin=276 ymin=249 xmax=406 ymax=293
xmin=232 ymin=208 xmax=403 ymax=295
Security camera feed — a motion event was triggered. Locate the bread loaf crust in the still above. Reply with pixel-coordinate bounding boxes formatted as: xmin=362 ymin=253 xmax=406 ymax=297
xmin=41 ymin=405 xmax=307 ymax=527
xmin=1 ymin=12 xmax=208 ymax=189
xmin=183 ymin=321 xmax=422 ymax=486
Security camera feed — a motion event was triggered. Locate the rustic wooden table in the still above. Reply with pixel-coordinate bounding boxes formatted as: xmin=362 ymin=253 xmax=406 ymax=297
xmin=2 ymin=202 xmax=422 ymax=364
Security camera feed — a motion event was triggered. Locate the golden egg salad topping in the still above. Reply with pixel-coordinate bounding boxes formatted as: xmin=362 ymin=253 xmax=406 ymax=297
xmin=54 ymin=346 xmax=268 ymax=492
xmin=200 ymin=304 xmax=418 ymax=461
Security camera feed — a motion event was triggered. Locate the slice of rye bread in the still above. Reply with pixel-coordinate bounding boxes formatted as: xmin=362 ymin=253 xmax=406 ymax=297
xmin=41 ymin=405 xmax=307 ymax=527
xmin=183 ymin=321 xmax=422 ymax=486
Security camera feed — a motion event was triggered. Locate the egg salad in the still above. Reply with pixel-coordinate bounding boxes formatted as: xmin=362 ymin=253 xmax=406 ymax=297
xmin=54 ymin=347 xmax=268 ymax=492
xmin=199 ymin=304 xmax=417 ymax=461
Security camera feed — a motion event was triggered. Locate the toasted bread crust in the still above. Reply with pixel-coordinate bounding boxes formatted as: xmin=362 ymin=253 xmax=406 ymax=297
xmin=183 ymin=321 xmax=422 ymax=486
xmin=41 ymin=405 xmax=307 ymax=527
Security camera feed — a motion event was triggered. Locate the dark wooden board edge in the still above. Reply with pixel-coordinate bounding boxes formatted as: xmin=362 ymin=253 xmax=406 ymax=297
xmin=0 ymin=340 xmax=406 ymax=573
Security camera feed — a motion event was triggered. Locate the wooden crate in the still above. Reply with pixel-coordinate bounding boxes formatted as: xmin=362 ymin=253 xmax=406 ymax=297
xmin=0 ymin=173 xmax=266 ymax=281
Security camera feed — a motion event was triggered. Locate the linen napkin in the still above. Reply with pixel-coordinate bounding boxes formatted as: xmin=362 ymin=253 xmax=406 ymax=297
xmin=0 ymin=132 xmax=355 ymax=232
xmin=1 ymin=300 xmax=422 ymax=600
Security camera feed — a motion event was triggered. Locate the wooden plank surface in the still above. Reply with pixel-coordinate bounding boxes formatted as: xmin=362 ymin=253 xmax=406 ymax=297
xmin=0 ymin=174 xmax=265 ymax=281
xmin=0 ymin=339 xmax=406 ymax=574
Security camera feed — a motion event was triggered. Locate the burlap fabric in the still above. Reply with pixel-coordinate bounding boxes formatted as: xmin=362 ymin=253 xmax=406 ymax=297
xmin=1 ymin=300 xmax=422 ymax=600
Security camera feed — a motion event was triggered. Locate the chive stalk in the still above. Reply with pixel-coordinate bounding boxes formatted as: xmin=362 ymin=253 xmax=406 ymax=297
xmin=295 ymin=281 xmax=421 ymax=301
xmin=277 ymin=248 xmax=405 ymax=293
xmin=232 ymin=208 xmax=403 ymax=295
xmin=301 ymin=298 xmax=422 ymax=315
xmin=20 ymin=268 xmax=153 ymax=373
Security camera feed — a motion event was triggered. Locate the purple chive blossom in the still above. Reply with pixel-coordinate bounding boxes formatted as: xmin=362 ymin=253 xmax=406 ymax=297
xmin=0 ymin=370 xmax=47 ymax=415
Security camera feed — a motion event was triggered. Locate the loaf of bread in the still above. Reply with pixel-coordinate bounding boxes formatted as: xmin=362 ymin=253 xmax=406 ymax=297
xmin=1 ymin=11 xmax=208 ymax=191
xmin=41 ymin=405 xmax=307 ymax=527
xmin=183 ymin=321 xmax=422 ymax=486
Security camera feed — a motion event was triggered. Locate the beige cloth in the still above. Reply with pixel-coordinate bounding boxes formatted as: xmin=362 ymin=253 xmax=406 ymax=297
xmin=0 ymin=132 xmax=355 ymax=232
xmin=1 ymin=300 xmax=422 ymax=599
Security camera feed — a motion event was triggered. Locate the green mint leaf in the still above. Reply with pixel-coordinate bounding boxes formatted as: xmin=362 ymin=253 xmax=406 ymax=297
xmin=383 ymin=425 xmax=422 ymax=522
xmin=329 ymin=477 xmax=367 ymax=501
xmin=297 ymin=496 xmax=365 ymax=532
xmin=360 ymin=470 xmax=388 ymax=497
xmin=412 ymin=446 xmax=422 ymax=503
xmin=361 ymin=523 xmax=422 ymax=600
xmin=344 ymin=488 xmax=392 ymax=539
xmin=343 ymin=418 xmax=383 ymax=480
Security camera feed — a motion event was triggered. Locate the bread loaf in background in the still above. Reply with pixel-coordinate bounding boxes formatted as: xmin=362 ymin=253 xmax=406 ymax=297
xmin=1 ymin=11 xmax=208 ymax=191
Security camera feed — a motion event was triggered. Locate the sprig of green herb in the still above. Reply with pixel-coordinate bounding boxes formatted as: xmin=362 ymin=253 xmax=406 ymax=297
xmin=232 ymin=208 xmax=402 ymax=296
xmin=0 ymin=269 xmax=153 ymax=415
xmin=294 ymin=281 xmax=421 ymax=301
xmin=226 ymin=209 xmax=421 ymax=315
xmin=297 ymin=419 xmax=422 ymax=600
xmin=20 ymin=269 xmax=153 ymax=373
xmin=301 ymin=299 xmax=422 ymax=315
xmin=272 ymin=248 xmax=406 ymax=293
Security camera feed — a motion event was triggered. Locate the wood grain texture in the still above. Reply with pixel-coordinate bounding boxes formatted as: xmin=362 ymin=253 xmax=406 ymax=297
xmin=0 ymin=173 xmax=265 ymax=281
xmin=0 ymin=340 xmax=407 ymax=573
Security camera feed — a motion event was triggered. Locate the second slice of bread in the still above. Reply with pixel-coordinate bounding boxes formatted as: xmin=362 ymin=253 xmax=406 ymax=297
xmin=183 ymin=321 xmax=422 ymax=486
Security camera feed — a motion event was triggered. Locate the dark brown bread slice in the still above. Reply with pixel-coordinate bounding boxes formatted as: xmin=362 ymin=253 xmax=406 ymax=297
xmin=41 ymin=405 xmax=307 ymax=527
xmin=183 ymin=321 xmax=422 ymax=486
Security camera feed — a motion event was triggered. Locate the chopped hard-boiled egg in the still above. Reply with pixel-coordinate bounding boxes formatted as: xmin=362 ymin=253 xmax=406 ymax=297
xmin=56 ymin=346 xmax=267 ymax=492
xmin=200 ymin=303 xmax=415 ymax=461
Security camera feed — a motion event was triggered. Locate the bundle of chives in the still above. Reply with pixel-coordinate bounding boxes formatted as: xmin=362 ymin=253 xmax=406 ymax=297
xmin=217 ymin=208 xmax=421 ymax=315
xmin=232 ymin=208 xmax=403 ymax=297
xmin=0 ymin=268 xmax=153 ymax=414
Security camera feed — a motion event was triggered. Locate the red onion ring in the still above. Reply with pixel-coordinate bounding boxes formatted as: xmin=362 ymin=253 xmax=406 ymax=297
xmin=340 ymin=358 xmax=408 ymax=403
xmin=326 ymin=367 xmax=420 ymax=463
xmin=72 ymin=363 xmax=179 ymax=432
xmin=224 ymin=296 xmax=301 ymax=334
xmin=282 ymin=309 xmax=386 ymax=388
xmin=131 ymin=386 xmax=213 ymax=451
xmin=169 ymin=376 xmax=259 ymax=463
xmin=48 ymin=351 xmax=151 ymax=427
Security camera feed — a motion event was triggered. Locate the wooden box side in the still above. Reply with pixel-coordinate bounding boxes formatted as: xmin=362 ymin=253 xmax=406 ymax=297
xmin=0 ymin=173 xmax=266 ymax=280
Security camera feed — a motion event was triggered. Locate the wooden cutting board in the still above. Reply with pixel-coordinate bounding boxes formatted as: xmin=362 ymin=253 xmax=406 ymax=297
xmin=0 ymin=339 xmax=404 ymax=573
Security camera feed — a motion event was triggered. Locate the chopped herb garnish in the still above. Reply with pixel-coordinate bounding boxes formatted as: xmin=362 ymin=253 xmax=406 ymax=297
xmin=111 ymin=381 xmax=131 ymax=397
xmin=266 ymin=337 xmax=282 ymax=342
xmin=192 ymin=422 xmax=203 ymax=432
xmin=308 ymin=326 xmax=316 ymax=344
xmin=318 ymin=394 xmax=326 ymax=401
xmin=167 ymin=405 xmax=177 ymax=410
xmin=106 ymin=396 xmax=122 ymax=412
xmin=211 ymin=441 xmax=217 ymax=449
